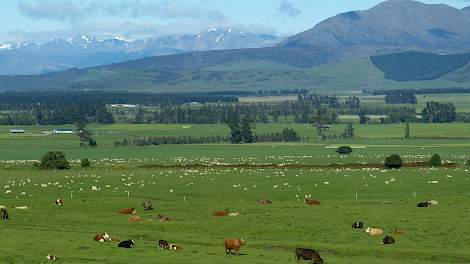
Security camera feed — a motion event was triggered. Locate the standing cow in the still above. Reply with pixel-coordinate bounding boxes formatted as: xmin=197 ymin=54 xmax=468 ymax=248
xmin=142 ymin=201 xmax=153 ymax=211
xmin=224 ymin=239 xmax=245 ymax=255
xmin=295 ymin=248 xmax=323 ymax=264
xmin=0 ymin=209 xmax=9 ymax=220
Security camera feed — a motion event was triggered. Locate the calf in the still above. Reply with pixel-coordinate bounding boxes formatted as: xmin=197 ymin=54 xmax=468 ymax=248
xmin=365 ymin=227 xmax=384 ymax=236
xmin=257 ymin=199 xmax=272 ymax=205
xmin=224 ymin=239 xmax=245 ymax=255
xmin=0 ymin=208 xmax=9 ymax=220
xmin=305 ymin=199 xmax=320 ymax=206
xmin=295 ymin=248 xmax=323 ymax=264
xmin=213 ymin=209 xmax=229 ymax=217
xmin=54 ymin=199 xmax=63 ymax=206
xmin=118 ymin=208 xmax=136 ymax=214
xmin=118 ymin=240 xmax=135 ymax=248
xmin=143 ymin=201 xmax=153 ymax=211
xmin=93 ymin=233 xmax=111 ymax=243
xmin=352 ymin=221 xmax=364 ymax=229
xmin=383 ymin=236 xmax=395 ymax=245
xmin=417 ymin=202 xmax=431 ymax=208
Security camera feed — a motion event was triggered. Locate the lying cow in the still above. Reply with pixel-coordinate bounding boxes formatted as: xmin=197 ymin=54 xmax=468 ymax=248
xmin=429 ymin=200 xmax=439 ymax=205
xmin=118 ymin=240 xmax=135 ymax=248
xmin=128 ymin=216 xmax=142 ymax=222
xmin=305 ymin=199 xmax=320 ymax=206
xmin=383 ymin=236 xmax=395 ymax=245
xmin=158 ymin=214 xmax=173 ymax=222
xmin=365 ymin=227 xmax=384 ymax=236
xmin=224 ymin=239 xmax=245 ymax=255
xmin=158 ymin=239 xmax=181 ymax=250
xmin=257 ymin=199 xmax=272 ymax=205
xmin=46 ymin=254 xmax=58 ymax=261
xmin=417 ymin=202 xmax=431 ymax=208
xmin=118 ymin=208 xmax=136 ymax=214
xmin=54 ymin=199 xmax=63 ymax=206
xmin=0 ymin=208 xmax=9 ymax=220
xmin=143 ymin=201 xmax=153 ymax=211
xmin=295 ymin=248 xmax=323 ymax=264
xmin=352 ymin=221 xmax=364 ymax=229
xmin=93 ymin=233 xmax=111 ymax=243
xmin=213 ymin=209 xmax=229 ymax=217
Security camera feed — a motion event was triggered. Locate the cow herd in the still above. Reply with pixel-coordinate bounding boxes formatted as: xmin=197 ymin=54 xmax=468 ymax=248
xmin=0 ymin=195 xmax=440 ymax=263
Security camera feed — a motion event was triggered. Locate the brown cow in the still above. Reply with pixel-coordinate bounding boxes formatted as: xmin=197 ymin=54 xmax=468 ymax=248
xmin=305 ymin=199 xmax=320 ymax=206
xmin=224 ymin=239 xmax=245 ymax=255
xmin=158 ymin=214 xmax=173 ymax=222
xmin=257 ymin=199 xmax=272 ymax=205
xmin=119 ymin=208 xmax=136 ymax=214
xmin=213 ymin=209 xmax=229 ymax=217
xmin=295 ymin=248 xmax=323 ymax=264
xmin=93 ymin=233 xmax=111 ymax=243
xmin=128 ymin=216 xmax=142 ymax=222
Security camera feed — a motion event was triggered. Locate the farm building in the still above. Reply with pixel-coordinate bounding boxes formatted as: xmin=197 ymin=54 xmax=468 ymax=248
xmin=9 ymin=128 xmax=24 ymax=134
xmin=53 ymin=128 xmax=74 ymax=134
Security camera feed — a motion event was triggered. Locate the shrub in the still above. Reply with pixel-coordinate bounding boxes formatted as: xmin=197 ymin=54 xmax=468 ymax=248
xmin=384 ymin=154 xmax=403 ymax=169
xmin=81 ymin=158 xmax=91 ymax=168
xmin=429 ymin=154 xmax=442 ymax=167
xmin=40 ymin=151 xmax=70 ymax=170
xmin=336 ymin=146 xmax=353 ymax=155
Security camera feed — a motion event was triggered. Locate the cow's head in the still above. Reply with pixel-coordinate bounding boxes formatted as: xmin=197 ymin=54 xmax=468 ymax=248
xmin=365 ymin=227 xmax=371 ymax=233
xmin=130 ymin=240 xmax=135 ymax=245
xmin=239 ymin=239 xmax=246 ymax=246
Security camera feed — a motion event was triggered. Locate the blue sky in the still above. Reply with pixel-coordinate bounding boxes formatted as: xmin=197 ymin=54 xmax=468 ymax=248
xmin=1 ymin=0 xmax=469 ymax=43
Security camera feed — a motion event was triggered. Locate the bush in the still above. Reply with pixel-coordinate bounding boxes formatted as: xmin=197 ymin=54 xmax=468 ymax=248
xmin=81 ymin=158 xmax=91 ymax=168
xmin=40 ymin=151 xmax=70 ymax=170
xmin=429 ymin=154 xmax=442 ymax=167
xmin=336 ymin=146 xmax=353 ymax=155
xmin=384 ymin=154 xmax=403 ymax=169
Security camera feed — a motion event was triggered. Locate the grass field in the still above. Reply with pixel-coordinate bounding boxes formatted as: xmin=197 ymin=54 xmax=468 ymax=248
xmin=1 ymin=123 xmax=470 ymax=263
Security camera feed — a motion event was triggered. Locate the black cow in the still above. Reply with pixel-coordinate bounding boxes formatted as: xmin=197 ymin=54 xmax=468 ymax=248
xmin=383 ymin=236 xmax=395 ymax=245
xmin=295 ymin=248 xmax=323 ymax=264
xmin=417 ymin=202 xmax=431 ymax=208
xmin=0 ymin=209 xmax=8 ymax=220
xmin=352 ymin=221 xmax=364 ymax=229
xmin=118 ymin=240 xmax=135 ymax=248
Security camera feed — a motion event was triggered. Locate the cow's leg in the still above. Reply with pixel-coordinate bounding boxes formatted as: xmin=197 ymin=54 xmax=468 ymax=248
xmin=236 ymin=248 xmax=240 ymax=256
xmin=225 ymin=248 xmax=230 ymax=254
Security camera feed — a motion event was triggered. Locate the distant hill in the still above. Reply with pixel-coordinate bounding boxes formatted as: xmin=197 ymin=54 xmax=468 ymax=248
xmin=279 ymin=0 xmax=470 ymax=53
xmin=0 ymin=29 xmax=282 ymax=75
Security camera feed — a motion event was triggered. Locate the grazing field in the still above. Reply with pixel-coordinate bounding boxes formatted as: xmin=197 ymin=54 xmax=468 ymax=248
xmin=1 ymin=124 xmax=470 ymax=263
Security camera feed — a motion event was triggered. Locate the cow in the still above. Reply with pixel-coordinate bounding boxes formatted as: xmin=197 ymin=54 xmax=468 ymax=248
xmin=224 ymin=239 xmax=245 ymax=255
xmin=118 ymin=208 xmax=136 ymax=214
xmin=158 ymin=214 xmax=173 ymax=222
xmin=46 ymin=254 xmax=58 ymax=261
xmin=305 ymin=199 xmax=320 ymax=206
xmin=0 ymin=208 xmax=9 ymax=220
xmin=352 ymin=221 xmax=364 ymax=229
xmin=118 ymin=240 xmax=135 ymax=248
xmin=383 ymin=236 xmax=395 ymax=245
xmin=429 ymin=200 xmax=439 ymax=205
xmin=143 ymin=201 xmax=153 ymax=211
xmin=257 ymin=199 xmax=272 ymax=205
xmin=417 ymin=202 xmax=431 ymax=208
xmin=295 ymin=248 xmax=323 ymax=264
xmin=93 ymin=233 xmax=111 ymax=243
xmin=158 ymin=240 xmax=180 ymax=250
xmin=128 ymin=216 xmax=142 ymax=222
xmin=213 ymin=209 xmax=229 ymax=217
xmin=365 ymin=227 xmax=384 ymax=236
xmin=229 ymin=212 xmax=240 ymax=217
xmin=54 ymin=199 xmax=63 ymax=206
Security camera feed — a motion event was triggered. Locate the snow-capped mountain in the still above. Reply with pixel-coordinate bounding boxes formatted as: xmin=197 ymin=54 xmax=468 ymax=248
xmin=0 ymin=29 xmax=282 ymax=75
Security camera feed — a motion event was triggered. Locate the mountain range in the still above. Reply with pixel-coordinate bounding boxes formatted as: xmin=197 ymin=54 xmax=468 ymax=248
xmin=2 ymin=0 xmax=470 ymax=93
xmin=0 ymin=28 xmax=282 ymax=75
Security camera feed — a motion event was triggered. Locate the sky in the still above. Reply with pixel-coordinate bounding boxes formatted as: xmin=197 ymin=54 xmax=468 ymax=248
xmin=1 ymin=0 xmax=470 ymax=43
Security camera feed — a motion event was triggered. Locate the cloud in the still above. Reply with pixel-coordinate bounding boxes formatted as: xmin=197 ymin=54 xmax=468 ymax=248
xmin=278 ymin=0 xmax=302 ymax=18
xmin=17 ymin=0 xmax=227 ymax=23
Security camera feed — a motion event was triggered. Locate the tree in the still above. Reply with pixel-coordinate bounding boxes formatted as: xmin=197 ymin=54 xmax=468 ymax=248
xmin=81 ymin=158 xmax=91 ymax=168
xmin=429 ymin=154 xmax=442 ymax=167
xmin=40 ymin=151 xmax=70 ymax=170
xmin=405 ymin=122 xmax=410 ymax=139
xmin=384 ymin=154 xmax=403 ymax=169
xmin=336 ymin=146 xmax=353 ymax=155
xmin=241 ymin=117 xmax=254 ymax=143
